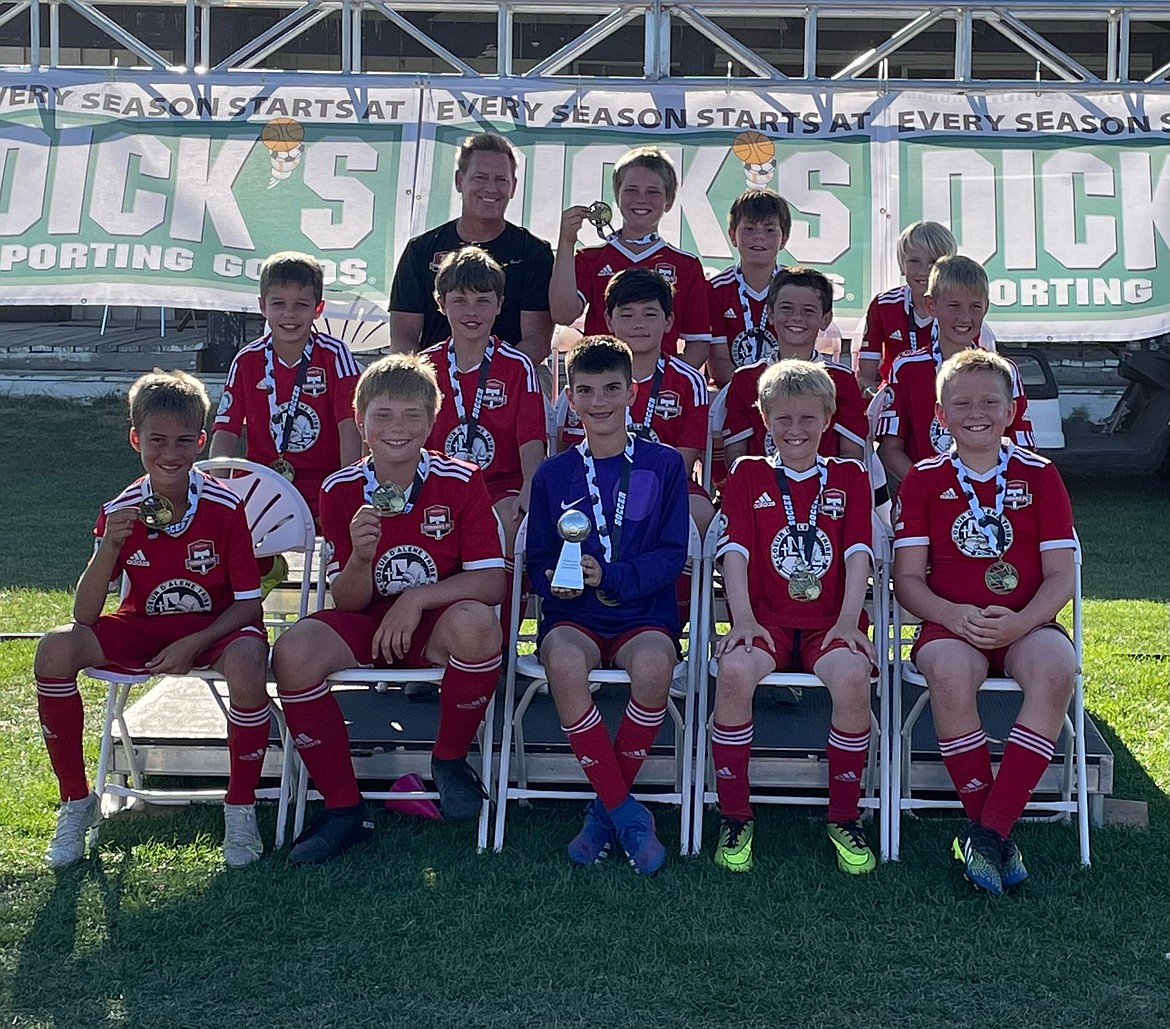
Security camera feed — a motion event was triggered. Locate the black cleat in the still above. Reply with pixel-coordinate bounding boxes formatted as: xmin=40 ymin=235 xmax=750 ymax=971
xmin=431 ymin=756 xmax=489 ymax=821
xmin=289 ymin=803 xmax=374 ymax=865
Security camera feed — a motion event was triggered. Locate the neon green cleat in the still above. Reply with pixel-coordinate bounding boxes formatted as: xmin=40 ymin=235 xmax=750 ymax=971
xmin=259 ymin=554 xmax=289 ymax=600
xmin=828 ymin=820 xmax=877 ymax=875
xmin=713 ymin=817 xmax=754 ymax=872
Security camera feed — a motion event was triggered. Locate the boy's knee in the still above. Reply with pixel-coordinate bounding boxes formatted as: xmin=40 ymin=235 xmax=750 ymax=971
xmin=451 ymin=601 xmax=502 ymax=648
xmin=33 ymin=624 xmax=85 ymax=677
xmin=716 ymin=651 xmax=762 ymax=703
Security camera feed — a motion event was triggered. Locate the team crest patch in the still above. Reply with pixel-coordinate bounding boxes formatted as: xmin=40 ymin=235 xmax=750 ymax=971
xmin=429 ymin=250 xmax=452 ymax=272
xmin=145 ymin=578 xmax=213 ymax=615
xmin=654 ymin=263 xmax=677 ymax=285
xmin=654 ymin=390 xmax=682 ymax=421
xmin=184 ymin=539 xmax=220 ymax=575
xmin=482 ymin=379 xmax=508 ymax=410
xmin=270 ymin=401 xmax=321 ymax=453
xmin=421 ymin=505 xmax=454 ymax=540
xmin=1004 ymin=480 xmax=1033 ymax=510
xmin=929 ymin=416 xmax=954 ymax=454
xmin=821 ymin=488 xmax=846 ymax=520
xmin=770 ymin=526 xmax=833 ymax=581
xmin=445 ymin=424 xmax=497 ymax=468
xmin=730 ymin=328 xmax=778 ymax=368
xmin=302 ymin=366 xmax=328 ymax=397
xmin=375 ymin=545 xmax=439 ymax=596
xmin=951 ymin=508 xmax=1014 ymax=559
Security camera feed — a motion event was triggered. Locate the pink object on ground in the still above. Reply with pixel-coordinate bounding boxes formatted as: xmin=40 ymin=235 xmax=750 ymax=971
xmin=383 ymin=773 xmax=442 ymax=820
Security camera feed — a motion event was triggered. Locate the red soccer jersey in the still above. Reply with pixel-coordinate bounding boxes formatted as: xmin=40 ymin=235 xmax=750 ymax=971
xmin=893 ymin=446 xmax=1075 ymax=612
xmin=558 ymin=355 xmax=709 ymax=454
xmin=718 ymin=456 xmax=873 ymax=630
xmin=421 ymin=338 xmax=546 ymax=500
xmin=96 ymin=471 xmax=261 ymax=620
xmin=320 ymin=452 xmax=504 ymax=602
xmin=707 ymin=265 xmax=777 ymax=369
xmin=574 ymin=239 xmax=712 ymax=355
xmin=215 ymin=332 xmax=361 ymax=518
xmin=876 ymin=347 xmax=1034 ymax=464
xmin=722 ymin=353 xmax=868 ymax=459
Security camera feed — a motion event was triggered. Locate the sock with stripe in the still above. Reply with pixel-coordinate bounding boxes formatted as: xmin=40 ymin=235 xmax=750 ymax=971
xmin=980 ymin=723 xmax=1057 ymax=839
xmin=225 ymin=703 xmax=272 ymax=805
xmin=36 ymin=678 xmax=88 ymax=802
xmin=279 ymin=681 xmax=361 ymax=809
xmin=826 ymin=725 xmax=870 ymax=823
xmin=711 ymin=720 xmax=753 ymax=822
xmin=433 ymin=652 xmax=502 ymax=761
xmin=562 ymin=705 xmax=627 ymax=811
xmin=938 ymin=728 xmax=994 ymax=820
xmin=613 ymin=699 xmax=667 ymax=788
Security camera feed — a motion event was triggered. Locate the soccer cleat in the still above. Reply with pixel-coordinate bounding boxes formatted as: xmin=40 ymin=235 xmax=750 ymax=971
xmin=288 ymin=803 xmax=374 ymax=865
xmin=610 ymin=796 xmax=666 ymax=875
xmin=223 ymin=803 xmax=264 ymax=868
xmin=44 ymin=791 xmax=100 ymax=869
xmin=431 ymin=756 xmax=489 ymax=821
xmin=952 ymin=821 xmax=1005 ymax=896
xmin=713 ymin=817 xmax=755 ymax=873
xmin=827 ymin=820 xmax=877 ymax=875
xmin=259 ymin=554 xmax=288 ymax=600
xmin=1000 ymin=834 xmax=1029 ymax=888
xmin=567 ymin=798 xmax=615 ymax=865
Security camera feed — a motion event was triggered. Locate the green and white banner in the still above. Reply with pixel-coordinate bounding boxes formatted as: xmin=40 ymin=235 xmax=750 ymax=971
xmin=0 ymin=73 xmax=1166 ymax=341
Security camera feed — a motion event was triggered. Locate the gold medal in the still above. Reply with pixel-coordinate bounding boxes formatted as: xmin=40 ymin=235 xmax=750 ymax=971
xmin=586 ymin=200 xmax=613 ymax=228
xmin=139 ymin=494 xmax=174 ymax=530
xmin=788 ymin=568 xmax=822 ymax=602
xmin=370 ymin=482 xmax=407 ymax=516
xmin=984 ymin=559 xmax=1019 ymax=595
xmin=271 ymin=458 xmax=296 ymax=482
xmin=596 ymin=589 xmax=620 ymax=607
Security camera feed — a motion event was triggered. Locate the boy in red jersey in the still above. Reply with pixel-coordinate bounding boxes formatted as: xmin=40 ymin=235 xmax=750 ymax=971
xmin=723 ymin=267 xmax=867 ymax=467
xmin=548 ymin=145 xmax=712 ymax=370
xmin=707 ymin=188 xmax=793 ymax=387
xmin=893 ymin=349 xmax=1077 ymax=896
xmin=559 ymin=268 xmax=713 ymax=534
xmin=876 ymin=256 xmax=1033 ymax=489
xmin=710 ymin=360 xmax=877 ymax=874
xmin=34 ymin=371 xmax=269 ymax=869
xmin=272 ymin=355 xmax=506 ymax=864
xmin=422 ymin=246 xmax=546 ymax=557
xmin=211 ymin=251 xmax=362 ymax=521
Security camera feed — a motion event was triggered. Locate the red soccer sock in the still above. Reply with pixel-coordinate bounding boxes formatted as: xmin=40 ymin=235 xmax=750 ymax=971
xmin=562 ymin=705 xmax=627 ymax=811
xmin=433 ymin=652 xmax=502 ymax=761
xmin=36 ymin=678 xmax=88 ymax=802
xmin=826 ymin=725 xmax=870 ymax=823
xmin=225 ymin=703 xmax=272 ymax=805
xmin=613 ymin=699 xmax=667 ymax=789
xmin=981 ymin=724 xmax=1056 ymax=839
xmin=280 ymin=681 xmax=360 ymax=809
xmin=711 ymin=720 xmax=753 ymax=822
xmin=939 ymin=728 xmax=994 ymax=820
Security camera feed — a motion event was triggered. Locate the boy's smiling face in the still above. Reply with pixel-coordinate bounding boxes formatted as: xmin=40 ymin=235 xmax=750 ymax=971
xmin=259 ymin=281 xmax=324 ymax=352
xmin=615 ymin=166 xmax=671 ymax=237
xmin=438 ymin=288 xmax=503 ymax=347
xmin=359 ymin=394 xmax=435 ymax=468
xmin=936 ymin=368 xmax=1015 ymax=457
xmin=730 ymin=217 xmax=786 ymax=269
xmin=768 ymin=284 xmax=832 ymax=352
xmin=130 ymin=413 xmax=205 ymax=490
xmin=567 ymin=370 xmax=636 ymax=442
xmin=605 ymin=300 xmax=673 ymax=358
xmin=926 ymin=286 xmax=988 ymax=349
xmin=762 ymin=393 xmax=831 ymax=468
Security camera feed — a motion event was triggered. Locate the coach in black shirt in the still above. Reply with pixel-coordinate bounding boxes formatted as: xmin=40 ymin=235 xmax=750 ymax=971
xmin=389 ymin=131 xmax=554 ymax=365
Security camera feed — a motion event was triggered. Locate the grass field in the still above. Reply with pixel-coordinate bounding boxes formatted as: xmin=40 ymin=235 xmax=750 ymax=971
xmin=1 ymin=396 xmax=1167 ymax=1029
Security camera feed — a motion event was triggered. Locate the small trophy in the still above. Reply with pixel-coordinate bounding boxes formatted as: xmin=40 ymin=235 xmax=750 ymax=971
xmin=551 ymin=509 xmax=591 ymax=591
xmin=585 ymin=201 xmax=614 ymax=240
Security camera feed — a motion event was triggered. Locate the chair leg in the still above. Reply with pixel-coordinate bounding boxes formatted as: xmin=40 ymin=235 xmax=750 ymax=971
xmin=476 ymin=699 xmax=495 ymax=854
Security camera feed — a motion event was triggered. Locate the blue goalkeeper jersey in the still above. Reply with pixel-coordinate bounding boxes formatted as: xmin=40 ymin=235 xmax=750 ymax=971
xmin=528 ymin=436 xmax=689 ymax=641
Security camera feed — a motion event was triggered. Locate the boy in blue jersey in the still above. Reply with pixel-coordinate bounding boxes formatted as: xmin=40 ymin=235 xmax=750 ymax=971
xmin=527 ymin=336 xmax=690 ymax=875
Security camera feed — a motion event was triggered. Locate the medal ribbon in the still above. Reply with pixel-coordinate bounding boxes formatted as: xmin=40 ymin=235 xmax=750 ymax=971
xmin=143 ymin=470 xmax=201 ymax=536
xmin=446 ymin=336 xmax=497 ymax=457
xmin=629 ymin=356 xmax=666 ymax=437
xmin=735 ymin=265 xmax=771 ymax=358
xmin=263 ymin=332 xmax=315 ymax=456
xmin=362 ymin=452 xmax=430 ymax=515
xmin=949 ymin=442 xmax=1012 ymax=555
xmin=577 ymin=434 xmax=636 ymax=564
xmin=606 ymin=230 xmax=660 ymax=247
xmin=904 ymin=287 xmax=926 ymax=355
xmin=773 ymin=457 xmax=828 ymax=569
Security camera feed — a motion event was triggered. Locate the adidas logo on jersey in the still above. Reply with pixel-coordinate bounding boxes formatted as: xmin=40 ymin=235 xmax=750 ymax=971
xmin=939 ymin=488 xmax=959 ymax=500
xmin=126 ymin=550 xmax=150 ymax=567
xmin=597 ymin=264 xmax=614 ymax=277
xmin=714 ymin=765 xmax=736 ymax=779
xmin=753 ymin=492 xmax=776 ymax=509
xmin=724 ymin=308 xmax=737 ymax=318
xmin=292 ymin=733 xmax=321 ymax=750
xmin=240 ymin=749 xmax=267 ymax=762
xmin=959 ymin=777 xmax=988 ymax=794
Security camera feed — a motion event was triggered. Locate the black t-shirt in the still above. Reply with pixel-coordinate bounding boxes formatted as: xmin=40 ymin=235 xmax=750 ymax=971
xmin=389 ymin=219 xmax=554 ymax=350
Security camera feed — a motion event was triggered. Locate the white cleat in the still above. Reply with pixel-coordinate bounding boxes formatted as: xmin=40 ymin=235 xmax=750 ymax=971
xmin=223 ymin=803 xmax=264 ymax=868
xmin=44 ymin=792 xmax=100 ymax=869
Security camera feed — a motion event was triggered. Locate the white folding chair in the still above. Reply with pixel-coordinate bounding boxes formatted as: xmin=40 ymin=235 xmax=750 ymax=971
xmin=889 ymin=534 xmax=1089 ymax=866
xmin=88 ymin=459 xmax=318 ymax=850
xmin=702 ymin=384 xmax=730 ymax=494
xmin=691 ymin=511 xmax=893 ymax=859
xmin=493 ymin=516 xmax=703 ymax=856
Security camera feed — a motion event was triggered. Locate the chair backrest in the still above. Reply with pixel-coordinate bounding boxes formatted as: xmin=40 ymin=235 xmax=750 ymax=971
xmin=194 ymin=458 xmax=317 ymax=559
xmin=312 ymin=315 xmax=390 ymax=353
xmin=702 ymin=384 xmax=730 ymax=492
xmin=549 ymin=392 xmax=571 ymax=455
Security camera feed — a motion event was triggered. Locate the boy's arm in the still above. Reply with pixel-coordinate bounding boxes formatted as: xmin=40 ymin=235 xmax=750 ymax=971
xmin=893 ymin=543 xmax=968 ymax=630
xmin=389 ymin=312 xmax=425 ymax=355
xmin=516 ymin=239 xmax=556 ymax=365
xmin=329 ymin=508 xmax=378 ymax=611
xmin=209 ymin=430 xmax=240 ymax=459
xmin=836 ymin=437 xmax=865 ymax=461
xmin=724 ymin=438 xmax=748 ymax=467
xmin=144 ymin=599 xmax=264 ymax=675
xmin=337 ymin=419 xmax=362 ymax=466
xmin=517 ymin=438 xmax=545 ymax=515
xmin=518 ymin=310 xmax=554 ymax=367
xmin=678 ymin=338 xmax=709 ymax=372
xmin=73 ymin=510 xmax=136 ymax=624
xmin=713 ymin=550 xmax=775 ymax=656
xmin=877 ymin=434 xmax=912 ymax=482
xmin=549 ymin=210 xmax=588 ymax=326
xmin=822 ymin=550 xmax=877 ymax=660
xmin=708 ymin=345 xmax=733 ymax=388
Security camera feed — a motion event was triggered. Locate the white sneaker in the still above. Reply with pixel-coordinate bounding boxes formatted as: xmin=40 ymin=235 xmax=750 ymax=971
xmin=223 ymin=803 xmax=264 ymax=867
xmin=44 ymin=792 xmax=100 ymax=869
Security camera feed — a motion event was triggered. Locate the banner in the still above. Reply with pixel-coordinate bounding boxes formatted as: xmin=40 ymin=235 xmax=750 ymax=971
xmin=0 ymin=73 xmax=1167 ymax=342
